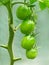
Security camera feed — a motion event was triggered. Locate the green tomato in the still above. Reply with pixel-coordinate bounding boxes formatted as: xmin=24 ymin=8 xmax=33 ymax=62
xmin=16 ymin=5 xmax=31 ymax=20
xmin=21 ymin=35 xmax=36 ymax=50
xmin=20 ymin=19 xmax=35 ymax=35
xmin=26 ymin=48 xmax=38 ymax=59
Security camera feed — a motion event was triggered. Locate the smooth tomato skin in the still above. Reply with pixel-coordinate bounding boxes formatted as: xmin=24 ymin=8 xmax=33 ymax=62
xmin=16 ymin=5 xmax=31 ymax=20
xmin=26 ymin=48 xmax=38 ymax=59
xmin=21 ymin=35 xmax=36 ymax=50
xmin=20 ymin=20 xmax=35 ymax=35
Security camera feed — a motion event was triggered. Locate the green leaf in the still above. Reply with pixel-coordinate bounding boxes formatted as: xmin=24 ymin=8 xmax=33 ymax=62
xmin=29 ymin=0 xmax=37 ymax=4
xmin=0 ymin=1 xmax=3 ymax=6
xmin=0 ymin=0 xmax=9 ymax=4
xmin=39 ymin=1 xmax=46 ymax=10
xmin=44 ymin=0 xmax=49 ymax=8
xmin=0 ymin=2 xmax=2 ymax=5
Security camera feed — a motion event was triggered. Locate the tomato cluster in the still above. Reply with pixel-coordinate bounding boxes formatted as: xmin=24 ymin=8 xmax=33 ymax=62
xmin=16 ymin=5 xmax=38 ymax=59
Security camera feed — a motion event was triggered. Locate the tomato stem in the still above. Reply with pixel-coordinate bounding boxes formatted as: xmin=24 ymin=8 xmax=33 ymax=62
xmin=5 ymin=1 xmax=21 ymax=65
xmin=6 ymin=1 xmax=14 ymax=65
xmin=13 ymin=58 xmax=22 ymax=62
xmin=0 ymin=45 xmax=8 ymax=49
xmin=12 ymin=2 xmax=35 ymax=7
xmin=14 ymin=24 xmax=21 ymax=32
xmin=24 ymin=0 xmax=26 ymax=3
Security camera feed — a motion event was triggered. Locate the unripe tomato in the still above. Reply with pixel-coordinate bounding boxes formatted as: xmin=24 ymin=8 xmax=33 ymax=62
xmin=16 ymin=5 xmax=31 ymax=20
xmin=20 ymin=19 xmax=35 ymax=35
xmin=26 ymin=48 xmax=38 ymax=59
xmin=21 ymin=35 xmax=36 ymax=50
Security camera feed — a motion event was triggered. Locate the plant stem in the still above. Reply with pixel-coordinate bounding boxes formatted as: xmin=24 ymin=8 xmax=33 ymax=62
xmin=6 ymin=1 xmax=14 ymax=65
xmin=12 ymin=2 xmax=35 ymax=7
xmin=5 ymin=1 xmax=21 ymax=65
xmin=24 ymin=0 xmax=26 ymax=3
xmin=13 ymin=24 xmax=21 ymax=31
xmin=12 ymin=2 xmax=28 ymax=6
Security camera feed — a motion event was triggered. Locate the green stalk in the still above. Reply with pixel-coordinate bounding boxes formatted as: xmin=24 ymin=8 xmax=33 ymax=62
xmin=24 ymin=0 xmax=26 ymax=3
xmin=5 ymin=1 xmax=22 ymax=65
xmin=12 ymin=2 xmax=35 ymax=7
xmin=6 ymin=1 xmax=14 ymax=65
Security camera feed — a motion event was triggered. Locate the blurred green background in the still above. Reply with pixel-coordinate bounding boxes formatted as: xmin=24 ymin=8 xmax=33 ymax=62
xmin=0 ymin=0 xmax=49 ymax=65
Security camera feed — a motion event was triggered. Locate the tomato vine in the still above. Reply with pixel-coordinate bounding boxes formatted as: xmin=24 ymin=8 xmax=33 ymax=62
xmin=0 ymin=0 xmax=49 ymax=65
